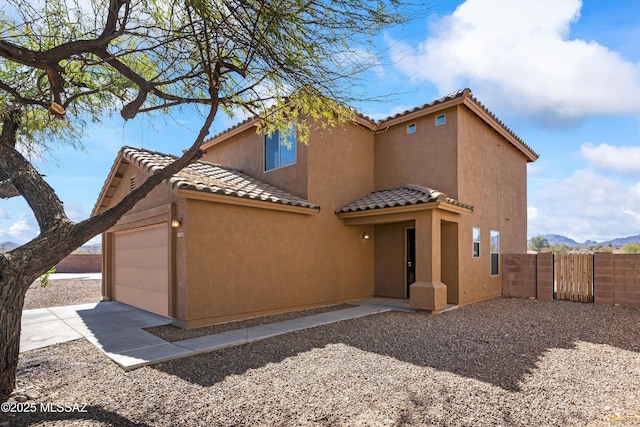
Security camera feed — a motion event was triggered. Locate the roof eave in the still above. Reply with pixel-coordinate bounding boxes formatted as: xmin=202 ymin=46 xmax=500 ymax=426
xmin=178 ymin=188 xmax=320 ymax=215
xmin=91 ymin=153 xmax=130 ymax=217
xmin=336 ymin=200 xmax=472 ymax=220
xmin=461 ymin=98 xmax=539 ymax=162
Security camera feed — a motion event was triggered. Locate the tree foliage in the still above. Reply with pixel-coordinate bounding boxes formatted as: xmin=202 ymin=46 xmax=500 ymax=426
xmin=621 ymin=242 xmax=640 ymax=254
xmin=528 ymin=235 xmax=549 ymax=252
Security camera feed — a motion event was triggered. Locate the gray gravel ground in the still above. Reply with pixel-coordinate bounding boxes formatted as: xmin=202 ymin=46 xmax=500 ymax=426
xmin=23 ymin=278 xmax=102 ymax=310
xmin=4 ymin=297 xmax=640 ymax=426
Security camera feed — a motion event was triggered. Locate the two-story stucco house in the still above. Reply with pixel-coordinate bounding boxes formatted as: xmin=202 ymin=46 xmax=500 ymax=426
xmin=93 ymin=89 xmax=538 ymax=328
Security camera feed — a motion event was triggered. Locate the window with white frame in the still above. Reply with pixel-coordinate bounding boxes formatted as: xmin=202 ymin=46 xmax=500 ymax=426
xmin=435 ymin=114 xmax=446 ymax=126
xmin=264 ymin=124 xmax=297 ymax=171
xmin=407 ymin=123 xmax=416 ymax=134
xmin=490 ymin=230 xmax=500 ymax=276
xmin=472 ymin=227 xmax=480 ymax=258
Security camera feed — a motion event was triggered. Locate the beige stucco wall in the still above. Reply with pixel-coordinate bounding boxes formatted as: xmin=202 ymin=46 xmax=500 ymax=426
xmin=182 ymin=199 xmax=374 ymax=327
xmin=374 ymin=107 xmax=459 ymax=197
xmin=455 ymin=104 xmax=530 ymax=305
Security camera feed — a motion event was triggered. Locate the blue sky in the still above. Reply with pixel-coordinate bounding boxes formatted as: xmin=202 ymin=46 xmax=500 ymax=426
xmin=2 ymin=0 xmax=640 ymax=245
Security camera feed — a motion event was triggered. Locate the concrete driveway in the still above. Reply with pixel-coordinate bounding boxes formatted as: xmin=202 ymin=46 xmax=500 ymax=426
xmin=21 ymin=301 xmax=393 ymax=370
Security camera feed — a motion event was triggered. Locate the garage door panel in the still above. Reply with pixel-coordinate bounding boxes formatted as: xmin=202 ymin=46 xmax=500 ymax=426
xmin=114 ymin=224 xmax=169 ymax=317
xmin=116 ymin=247 xmax=167 ymax=268
xmin=114 ymin=285 xmax=168 ymax=317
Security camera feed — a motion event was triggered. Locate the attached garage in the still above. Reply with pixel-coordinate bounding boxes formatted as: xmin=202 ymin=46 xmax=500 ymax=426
xmin=113 ymin=223 xmax=170 ymax=317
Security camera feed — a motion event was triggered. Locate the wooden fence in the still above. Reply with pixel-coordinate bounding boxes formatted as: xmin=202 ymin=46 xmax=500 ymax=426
xmin=554 ymin=253 xmax=593 ymax=302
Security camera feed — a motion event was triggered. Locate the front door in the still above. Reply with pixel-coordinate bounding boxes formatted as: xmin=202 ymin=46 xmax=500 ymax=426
xmin=406 ymin=228 xmax=416 ymax=297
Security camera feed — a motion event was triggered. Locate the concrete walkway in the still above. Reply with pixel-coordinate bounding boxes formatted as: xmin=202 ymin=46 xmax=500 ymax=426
xmin=21 ymin=300 xmax=397 ymax=370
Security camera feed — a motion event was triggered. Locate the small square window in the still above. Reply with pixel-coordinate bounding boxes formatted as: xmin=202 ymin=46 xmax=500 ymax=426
xmin=435 ymin=114 xmax=446 ymax=126
xmin=407 ymin=123 xmax=416 ymax=134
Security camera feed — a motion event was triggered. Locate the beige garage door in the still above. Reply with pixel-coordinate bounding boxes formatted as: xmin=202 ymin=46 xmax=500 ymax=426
xmin=114 ymin=224 xmax=169 ymax=317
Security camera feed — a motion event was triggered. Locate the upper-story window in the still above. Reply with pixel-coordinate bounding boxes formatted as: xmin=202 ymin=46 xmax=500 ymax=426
xmin=264 ymin=124 xmax=297 ymax=171
xmin=435 ymin=114 xmax=446 ymax=126
xmin=407 ymin=123 xmax=416 ymax=134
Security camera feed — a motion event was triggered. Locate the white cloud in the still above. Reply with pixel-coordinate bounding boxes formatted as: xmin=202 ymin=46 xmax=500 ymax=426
xmin=580 ymin=143 xmax=640 ymax=176
xmin=8 ymin=220 xmax=33 ymax=240
xmin=528 ymin=169 xmax=640 ymax=242
xmin=388 ymin=0 xmax=640 ymax=120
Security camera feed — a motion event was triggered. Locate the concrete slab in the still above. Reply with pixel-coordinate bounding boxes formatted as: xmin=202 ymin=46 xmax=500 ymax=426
xmin=352 ymin=297 xmax=417 ymax=312
xmin=46 ymin=273 xmax=102 ymax=281
xmin=21 ymin=308 xmax=59 ymax=326
xmin=108 ymin=343 xmax=194 ymax=371
xmin=20 ymin=320 xmax=82 ymax=352
xmin=174 ymin=333 xmax=245 ymax=353
xmin=222 ymin=324 xmax=282 ymax=342
xmin=84 ymin=329 xmax=167 ymax=353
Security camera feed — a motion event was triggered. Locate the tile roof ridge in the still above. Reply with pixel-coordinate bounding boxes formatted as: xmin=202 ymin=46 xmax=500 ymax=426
xmin=403 ymin=184 xmax=447 ymax=201
xmin=379 ymin=89 xmax=469 ymax=123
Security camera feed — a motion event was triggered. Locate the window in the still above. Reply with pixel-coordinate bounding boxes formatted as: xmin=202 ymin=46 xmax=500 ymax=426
xmin=435 ymin=114 xmax=446 ymax=126
xmin=264 ymin=124 xmax=297 ymax=171
xmin=490 ymin=230 xmax=500 ymax=276
xmin=407 ymin=123 xmax=416 ymax=134
xmin=472 ymin=227 xmax=480 ymax=258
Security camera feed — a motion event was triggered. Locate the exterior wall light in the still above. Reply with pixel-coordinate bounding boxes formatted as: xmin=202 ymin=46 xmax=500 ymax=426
xmin=363 ymin=232 xmax=370 ymax=240
xmin=171 ymin=218 xmax=181 ymax=228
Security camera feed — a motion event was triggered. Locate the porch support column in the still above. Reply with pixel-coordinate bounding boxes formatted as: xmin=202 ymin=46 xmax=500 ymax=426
xmin=410 ymin=211 xmax=447 ymax=313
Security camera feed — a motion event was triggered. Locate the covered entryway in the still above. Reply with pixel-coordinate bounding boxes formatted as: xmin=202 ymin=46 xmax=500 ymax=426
xmin=113 ymin=223 xmax=169 ymax=317
xmin=336 ymin=185 xmax=473 ymax=312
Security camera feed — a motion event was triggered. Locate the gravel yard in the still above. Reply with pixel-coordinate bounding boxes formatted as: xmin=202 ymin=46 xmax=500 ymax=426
xmin=5 ymin=296 xmax=640 ymax=426
xmin=23 ymin=277 xmax=102 ymax=310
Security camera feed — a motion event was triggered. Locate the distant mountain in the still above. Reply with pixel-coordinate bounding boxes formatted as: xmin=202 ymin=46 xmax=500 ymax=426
xmin=601 ymin=234 xmax=640 ymax=248
xmin=532 ymin=234 xmax=640 ymax=248
xmin=542 ymin=234 xmax=582 ymax=247
xmin=0 ymin=241 xmax=101 ymax=253
xmin=0 ymin=241 xmax=20 ymax=252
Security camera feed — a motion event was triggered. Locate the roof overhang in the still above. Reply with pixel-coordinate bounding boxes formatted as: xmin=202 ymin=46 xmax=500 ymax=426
xmin=179 ymin=189 xmax=320 ymax=215
xmin=337 ymin=200 xmax=472 ymax=226
xmin=91 ymin=155 xmax=131 ymax=216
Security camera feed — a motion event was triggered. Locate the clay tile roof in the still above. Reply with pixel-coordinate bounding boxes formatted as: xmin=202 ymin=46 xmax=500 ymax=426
xmin=336 ymin=184 xmax=473 ymax=214
xmin=121 ymin=147 xmax=319 ymax=210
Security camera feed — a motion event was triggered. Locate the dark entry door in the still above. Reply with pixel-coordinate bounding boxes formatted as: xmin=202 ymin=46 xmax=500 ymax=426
xmin=406 ymin=228 xmax=416 ymax=297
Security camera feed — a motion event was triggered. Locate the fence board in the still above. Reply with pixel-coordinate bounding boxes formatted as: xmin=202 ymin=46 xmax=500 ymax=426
xmin=555 ymin=253 xmax=593 ymax=302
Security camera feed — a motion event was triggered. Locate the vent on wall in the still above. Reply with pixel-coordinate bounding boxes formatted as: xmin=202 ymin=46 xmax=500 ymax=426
xmin=129 ymin=176 xmax=137 ymax=191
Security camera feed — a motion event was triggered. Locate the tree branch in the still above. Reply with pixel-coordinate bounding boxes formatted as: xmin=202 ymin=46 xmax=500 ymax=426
xmin=0 ymin=110 xmax=68 ymax=231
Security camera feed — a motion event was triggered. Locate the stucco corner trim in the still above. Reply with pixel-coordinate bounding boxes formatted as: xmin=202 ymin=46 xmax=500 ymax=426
xmin=179 ymin=189 xmax=320 ymax=215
